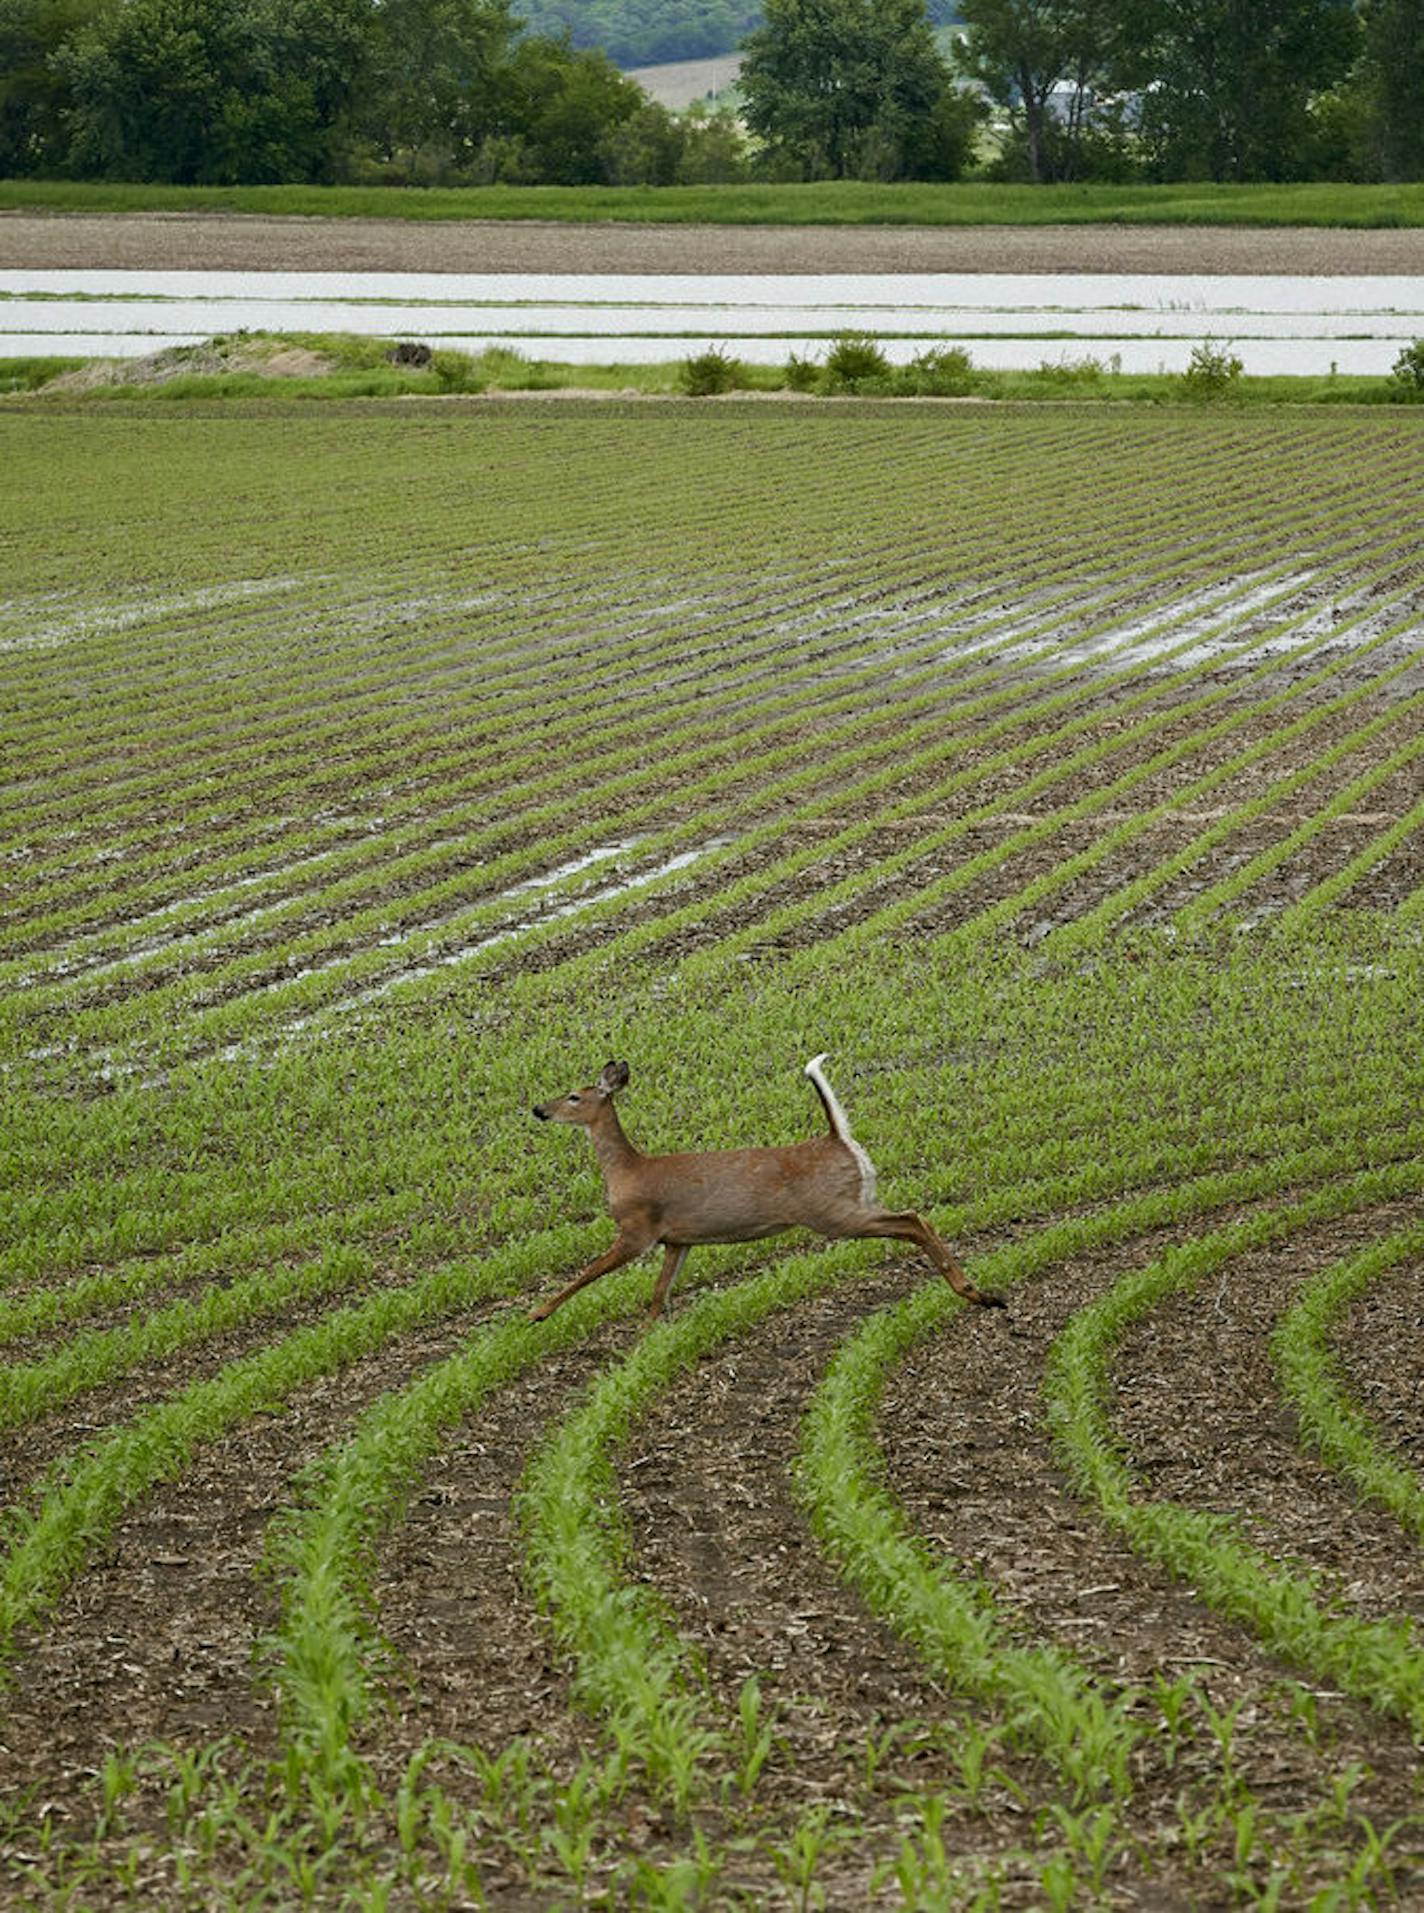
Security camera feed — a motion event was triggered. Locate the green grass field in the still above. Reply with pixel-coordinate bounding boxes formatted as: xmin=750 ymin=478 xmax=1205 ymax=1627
xmin=2 ymin=398 xmax=1423 ymax=1906
xmin=5 ymin=176 xmax=1424 ymax=225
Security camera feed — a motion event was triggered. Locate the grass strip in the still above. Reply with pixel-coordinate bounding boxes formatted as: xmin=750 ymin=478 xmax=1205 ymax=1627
xmin=1273 ymin=1219 xmax=1424 ymax=1548
xmin=4 ymin=179 xmax=1424 ymax=227
xmin=1043 ymin=1160 xmax=1424 ymax=1737
xmin=517 ymin=1241 xmax=879 ymax=1806
xmin=266 ymin=1264 xmax=651 ymax=1805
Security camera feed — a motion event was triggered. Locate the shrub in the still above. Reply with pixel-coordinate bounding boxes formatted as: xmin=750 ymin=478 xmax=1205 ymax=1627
xmin=430 ymin=349 xmax=484 ymax=393
xmin=679 ymin=346 xmax=742 ymax=397
xmin=783 ymin=353 xmax=821 ymax=393
xmin=1179 ymin=341 xmax=1244 ymax=401
xmin=1389 ymin=339 xmax=1424 ymax=400
xmin=825 ymin=332 xmax=890 ymax=393
xmin=898 ymin=345 xmax=978 ymax=397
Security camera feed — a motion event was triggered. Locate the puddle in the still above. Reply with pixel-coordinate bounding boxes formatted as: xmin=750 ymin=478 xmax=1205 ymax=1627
xmin=285 ymin=837 xmax=728 ymax=1034
xmin=0 ymin=577 xmax=304 ymax=653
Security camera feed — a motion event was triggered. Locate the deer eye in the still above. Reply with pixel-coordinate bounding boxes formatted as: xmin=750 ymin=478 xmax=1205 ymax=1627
xmin=567 ymin=1093 xmax=581 ymax=1104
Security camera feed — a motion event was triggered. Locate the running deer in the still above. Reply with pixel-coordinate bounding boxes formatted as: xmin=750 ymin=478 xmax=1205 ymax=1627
xmin=529 ymin=1054 xmax=1004 ymax=1321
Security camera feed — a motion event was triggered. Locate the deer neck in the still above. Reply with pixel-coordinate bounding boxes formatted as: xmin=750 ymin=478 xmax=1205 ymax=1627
xmin=587 ymin=1102 xmax=640 ymax=1190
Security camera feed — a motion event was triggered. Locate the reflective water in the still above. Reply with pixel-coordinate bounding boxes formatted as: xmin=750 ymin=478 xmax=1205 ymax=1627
xmin=4 ymin=268 xmax=1421 ymax=376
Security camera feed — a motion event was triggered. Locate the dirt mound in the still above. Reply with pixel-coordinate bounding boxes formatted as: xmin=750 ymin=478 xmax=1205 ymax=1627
xmin=48 ymin=335 xmax=333 ymax=391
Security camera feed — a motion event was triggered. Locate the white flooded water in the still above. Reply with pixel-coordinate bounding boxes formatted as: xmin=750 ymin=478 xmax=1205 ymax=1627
xmin=4 ymin=267 xmax=1423 ymax=375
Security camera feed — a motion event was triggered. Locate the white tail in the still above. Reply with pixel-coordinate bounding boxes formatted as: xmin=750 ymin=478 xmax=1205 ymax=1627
xmin=529 ymin=1056 xmax=1003 ymax=1322
xmin=803 ymin=1052 xmax=877 ymax=1205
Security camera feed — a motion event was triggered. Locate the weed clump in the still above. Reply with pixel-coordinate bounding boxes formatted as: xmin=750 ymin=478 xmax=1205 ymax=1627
xmin=1179 ymin=341 xmax=1244 ymax=401
xmin=679 ymin=346 xmax=742 ymax=397
xmin=783 ymin=352 xmax=821 ymax=392
xmin=896 ymin=345 xmax=978 ymax=397
xmin=430 ymin=348 xmax=484 ymax=393
xmin=824 ymin=332 xmax=890 ymax=392
xmin=1389 ymin=338 xmax=1424 ymax=400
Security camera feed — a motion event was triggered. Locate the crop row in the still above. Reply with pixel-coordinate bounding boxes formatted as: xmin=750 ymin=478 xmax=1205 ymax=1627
xmin=4 ymin=401 xmax=1423 ymax=1905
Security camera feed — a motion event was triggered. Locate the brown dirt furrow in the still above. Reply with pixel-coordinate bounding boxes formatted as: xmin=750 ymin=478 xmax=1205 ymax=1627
xmin=879 ymin=1210 xmax=1424 ymax=1877
xmin=0 ymin=1264 xmax=428 ymax=1495
xmin=610 ymin=1270 xmax=1046 ymax=1902
xmin=6 ymin=212 xmax=1424 ymax=277
xmin=1112 ymin=1203 xmax=1424 ymax=1625
xmin=364 ymin=1323 xmax=644 ymax=1784
xmin=1335 ymin=1257 xmax=1424 ymax=1480
xmin=0 ymin=1302 xmax=528 ymax=1844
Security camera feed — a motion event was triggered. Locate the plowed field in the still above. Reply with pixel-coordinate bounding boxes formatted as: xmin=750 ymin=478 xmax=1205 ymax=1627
xmin=2 ymin=398 xmax=1423 ymax=1908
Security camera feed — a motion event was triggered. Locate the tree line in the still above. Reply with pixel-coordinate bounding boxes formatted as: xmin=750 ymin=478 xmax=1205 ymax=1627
xmin=0 ymin=0 xmax=1418 ymax=186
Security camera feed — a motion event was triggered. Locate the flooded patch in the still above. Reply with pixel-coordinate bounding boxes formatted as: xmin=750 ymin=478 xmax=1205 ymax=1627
xmin=4 ymin=269 xmax=1422 ymax=377
xmin=0 ymin=578 xmax=304 ymax=653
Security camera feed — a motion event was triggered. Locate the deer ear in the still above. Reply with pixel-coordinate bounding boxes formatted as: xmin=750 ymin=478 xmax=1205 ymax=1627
xmin=598 ymin=1060 xmax=630 ymax=1095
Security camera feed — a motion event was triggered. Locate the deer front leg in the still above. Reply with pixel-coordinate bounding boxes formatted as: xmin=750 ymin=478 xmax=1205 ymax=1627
xmin=529 ymin=1232 xmax=648 ymax=1322
xmin=852 ymin=1209 xmax=1006 ymax=1309
xmin=649 ymin=1243 xmax=690 ymax=1320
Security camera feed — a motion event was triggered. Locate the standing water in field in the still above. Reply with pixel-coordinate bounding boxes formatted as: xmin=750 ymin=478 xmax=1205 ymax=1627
xmin=3 ymin=269 xmax=1423 ymax=376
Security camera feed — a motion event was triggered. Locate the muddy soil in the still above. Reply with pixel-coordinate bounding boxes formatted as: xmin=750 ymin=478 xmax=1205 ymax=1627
xmin=879 ymin=1204 xmax=1424 ymax=1900
xmin=6 ymin=212 xmax=1424 ymax=277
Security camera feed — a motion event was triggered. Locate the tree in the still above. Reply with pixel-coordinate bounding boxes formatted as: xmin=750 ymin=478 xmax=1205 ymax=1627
xmin=53 ymin=0 xmax=370 ymax=181
xmin=498 ymin=36 xmax=646 ymax=183
xmin=739 ymin=0 xmax=979 ymax=180
xmin=361 ymin=0 xmax=519 ymax=165
xmin=0 ymin=0 xmax=113 ymax=173
xmin=1354 ymin=0 xmax=1424 ymax=178
xmin=955 ymin=0 xmax=1126 ymax=182
xmin=1123 ymin=0 xmax=1358 ymax=181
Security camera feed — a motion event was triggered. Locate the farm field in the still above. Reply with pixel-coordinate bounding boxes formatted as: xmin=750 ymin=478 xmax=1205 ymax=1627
xmin=2 ymin=398 xmax=1424 ymax=1907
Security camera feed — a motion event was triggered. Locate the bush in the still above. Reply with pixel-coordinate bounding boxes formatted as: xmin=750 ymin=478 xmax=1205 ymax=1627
xmin=430 ymin=349 xmax=483 ymax=393
xmin=678 ymin=346 xmax=742 ymax=397
xmin=783 ymin=353 xmax=821 ymax=393
xmin=824 ymin=332 xmax=890 ymax=393
xmin=1389 ymin=339 xmax=1424 ymax=400
xmin=897 ymin=345 xmax=977 ymax=397
xmin=1179 ymin=342 xmax=1244 ymax=401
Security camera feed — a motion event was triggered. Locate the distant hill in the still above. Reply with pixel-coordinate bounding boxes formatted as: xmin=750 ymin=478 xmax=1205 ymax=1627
xmin=521 ymin=0 xmax=959 ymax=71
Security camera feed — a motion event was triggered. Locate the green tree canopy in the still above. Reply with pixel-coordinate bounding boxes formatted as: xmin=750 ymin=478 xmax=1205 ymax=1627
xmin=1354 ymin=0 xmax=1424 ymax=179
xmin=1123 ymin=0 xmax=1358 ymax=181
xmin=739 ymin=0 xmax=979 ymax=179
xmin=955 ymin=0 xmax=1126 ymax=181
xmin=51 ymin=0 xmax=370 ymax=181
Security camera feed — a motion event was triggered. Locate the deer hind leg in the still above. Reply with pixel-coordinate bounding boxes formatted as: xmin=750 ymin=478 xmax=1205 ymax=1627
xmin=850 ymin=1208 xmax=1005 ymax=1309
xmin=649 ymin=1243 xmax=690 ymax=1320
xmin=529 ymin=1230 xmax=651 ymax=1323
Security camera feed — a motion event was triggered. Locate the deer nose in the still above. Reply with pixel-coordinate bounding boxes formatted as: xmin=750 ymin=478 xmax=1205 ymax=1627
xmin=532 ymin=1103 xmax=549 ymax=1120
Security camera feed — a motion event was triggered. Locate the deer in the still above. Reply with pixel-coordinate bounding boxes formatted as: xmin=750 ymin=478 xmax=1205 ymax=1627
xmin=528 ymin=1054 xmax=1004 ymax=1322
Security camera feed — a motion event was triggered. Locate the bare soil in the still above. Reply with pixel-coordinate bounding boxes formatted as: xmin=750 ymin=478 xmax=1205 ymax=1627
xmin=6 ymin=210 xmax=1424 ymax=276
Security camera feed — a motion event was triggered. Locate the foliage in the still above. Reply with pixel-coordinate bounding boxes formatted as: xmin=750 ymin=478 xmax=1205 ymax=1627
xmin=955 ymin=0 xmax=1131 ymax=183
xmin=1179 ymin=340 xmax=1244 ymax=399
xmin=678 ymin=343 xmax=743 ymax=395
xmin=1389 ymin=338 xmax=1424 ymax=399
xmin=520 ymin=0 xmax=759 ymax=66
xmin=1123 ymin=0 xmax=1360 ymax=182
xmin=823 ymin=329 xmax=891 ymax=389
xmin=740 ymin=0 xmax=980 ymax=180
